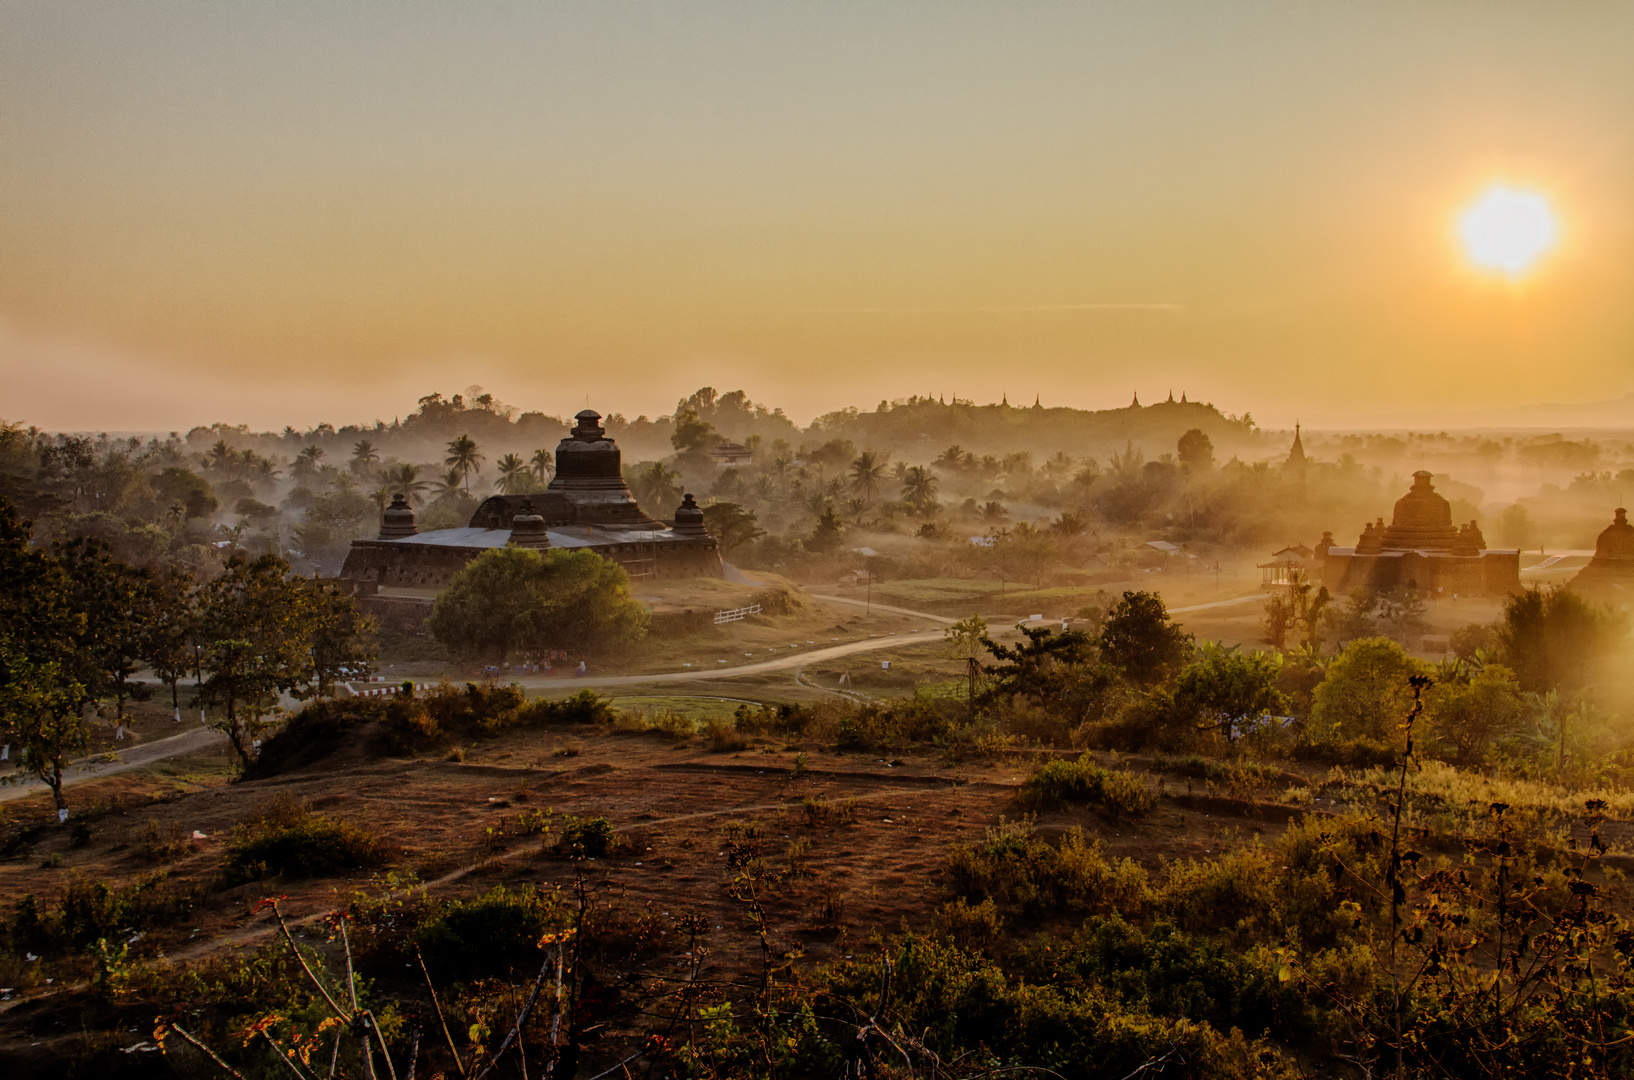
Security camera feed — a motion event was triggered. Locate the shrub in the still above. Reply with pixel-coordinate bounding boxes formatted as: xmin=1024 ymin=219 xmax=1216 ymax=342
xmin=935 ymin=897 xmax=1004 ymax=952
xmin=137 ymin=818 xmax=197 ymax=862
xmin=557 ymin=814 xmax=616 ymax=858
xmin=222 ymin=795 xmax=383 ymax=885
xmin=833 ymin=698 xmax=956 ymax=753
xmin=250 ymin=698 xmax=387 ymax=777
xmin=516 ymin=689 xmax=615 ymax=726
xmin=1016 ymin=916 xmax=1305 ymax=1038
xmin=414 ymin=885 xmax=562 ymax=981
xmin=802 ymin=795 xmax=856 ymax=827
xmin=1019 ymin=754 xmax=1156 ymax=816
xmin=705 ymin=718 xmax=748 ymax=752
xmin=944 ymin=819 xmax=1151 ymax=919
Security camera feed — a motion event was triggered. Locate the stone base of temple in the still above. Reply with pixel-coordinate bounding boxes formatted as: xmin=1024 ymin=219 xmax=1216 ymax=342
xmin=1321 ymin=547 xmax=1521 ymax=596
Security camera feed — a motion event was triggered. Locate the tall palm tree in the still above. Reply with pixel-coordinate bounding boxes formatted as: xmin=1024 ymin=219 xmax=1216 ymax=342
xmin=381 ymin=462 xmax=429 ymax=505
xmin=495 ymin=453 xmax=534 ymax=494
xmin=901 ymin=465 xmax=938 ymax=510
xmin=206 ymin=439 xmax=234 ymax=473
xmin=293 ymin=444 xmax=325 ymax=479
xmin=431 ymin=468 xmax=466 ymax=504
xmin=351 ymin=439 xmax=380 ymax=476
xmin=631 ymin=462 xmax=681 ymax=513
xmin=444 ymin=434 xmax=483 ymax=492
xmin=530 ymin=448 xmax=556 ymax=484
xmin=849 ymin=450 xmax=889 ymax=505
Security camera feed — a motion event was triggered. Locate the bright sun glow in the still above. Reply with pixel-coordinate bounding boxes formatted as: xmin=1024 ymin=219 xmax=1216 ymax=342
xmin=1458 ymin=185 xmax=1558 ymax=278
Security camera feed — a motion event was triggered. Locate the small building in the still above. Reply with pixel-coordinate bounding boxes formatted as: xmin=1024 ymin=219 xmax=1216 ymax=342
xmin=710 ymin=441 xmax=755 ymax=466
xmin=1259 ymin=544 xmax=1313 ymax=587
xmin=1320 ymin=471 xmax=1519 ymax=595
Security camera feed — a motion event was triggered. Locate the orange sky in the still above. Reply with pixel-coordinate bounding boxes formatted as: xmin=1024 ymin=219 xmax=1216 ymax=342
xmin=2 ymin=4 xmax=1632 ymax=431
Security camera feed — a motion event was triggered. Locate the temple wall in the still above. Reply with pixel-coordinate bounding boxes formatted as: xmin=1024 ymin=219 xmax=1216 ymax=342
xmin=1320 ymin=549 xmax=1519 ymax=596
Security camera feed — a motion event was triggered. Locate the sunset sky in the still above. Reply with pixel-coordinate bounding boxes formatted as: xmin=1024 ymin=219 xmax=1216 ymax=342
xmin=3 ymin=3 xmax=1632 ymax=432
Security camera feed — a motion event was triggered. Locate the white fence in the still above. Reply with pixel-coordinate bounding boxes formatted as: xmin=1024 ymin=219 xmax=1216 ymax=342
xmin=713 ymin=603 xmax=763 ymax=625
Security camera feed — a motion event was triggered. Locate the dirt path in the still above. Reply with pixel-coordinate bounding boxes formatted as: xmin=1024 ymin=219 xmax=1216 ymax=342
xmin=0 ymin=725 xmax=223 ymax=803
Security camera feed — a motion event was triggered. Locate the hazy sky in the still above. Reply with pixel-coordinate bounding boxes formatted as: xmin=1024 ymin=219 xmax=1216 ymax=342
xmin=3 ymin=3 xmax=1632 ymax=432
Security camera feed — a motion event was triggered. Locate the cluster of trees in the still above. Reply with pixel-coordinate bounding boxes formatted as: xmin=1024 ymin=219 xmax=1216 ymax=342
xmin=966 ymin=583 xmax=1627 ymax=777
xmin=425 ymin=546 xmax=650 ymax=664
xmin=0 ymin=498 xmax=374 ymax=816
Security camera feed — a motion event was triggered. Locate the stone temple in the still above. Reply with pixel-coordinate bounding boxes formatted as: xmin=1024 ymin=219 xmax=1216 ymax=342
xmin=340 ymin=409 xmax=722 ymax=627
xmin=1569 ymin=508 xmax=1634 ymax=600
xmin=1319 ymin=471 xmax=1519 ymax=595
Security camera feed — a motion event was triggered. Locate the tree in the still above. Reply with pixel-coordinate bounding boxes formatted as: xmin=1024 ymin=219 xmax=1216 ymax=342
xmin=494 ymin=453 xmax=537 ymax=494
xmin=196 ymin=555 xmax=321 ymax=767
xmin=144 ymin=567 xmax=198 ymax=720
xmin=944 ymin=614 xmax=988 ymax=660
xmin=304 ymin=583 xmax=377 ymax=698
xmin=1497 ymin=585 xmax=1625 ymax=694
xmin=900 ymin=465 xmax=938 ymax=512
xmin=670 ymin=409 xmax=716 ymax=453
xmin=350 ymin=440 xmax=380 ymax=477
xmin=0 ymin=644 xmax=92 ymax=820
xmin=630 ymin=462 xmax=681 ymax=515
xmin=1428 ymin=663 xmax=1524 ymax=765
xmin=1262 ymin=571 xmax=1330 ymax=652
xmin=1177 ymin=428 xmax=1215 ymax=471
xmin=808 ymin=506 xmax=845 ymax=554
xmin=849 ymin=450 xmax=890 ymax=505
xmin=979 ymin=624 xmax=1111 ymax=725
xmin=1309 ymin=636 xmax=1432 ymax=746
xmin=381 ymin=462 xmax=429 ymax=505
xmin=1098 ymin=591 xmax=1192 ymax=687
xmin=531 ymin=448 xmax=556 ymax=484
xmin=445 ymin=434 xmax=484 ymax=492
xmin=426 ymin=547 xmax=649 ymax=663
xmin=1173 ymin=645 xmax=1288 ymax=744
xmin=54 ymin=536 xmax=153 ymax=722
xmin=699 ymin=502 xmax=766 ymax=558
xmin=293 ymin=445 xmax=325 ymax=479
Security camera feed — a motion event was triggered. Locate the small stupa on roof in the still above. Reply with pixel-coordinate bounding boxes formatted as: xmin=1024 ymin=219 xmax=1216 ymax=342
xmin=1570 ymin=509 xmax=1634 ymax=599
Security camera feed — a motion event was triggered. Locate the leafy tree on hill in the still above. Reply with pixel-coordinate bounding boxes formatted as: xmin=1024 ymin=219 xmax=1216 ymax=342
xmin=197 ymin=554 xmax=331 ymax=767
xmin=1177 ymin=427 xmax=1215 ymax=471
xmin=0 ymin=644 xmax=92 ymax=820
xmin=1498 ymin=584 xmax=1626 ymax=694
xmin=1172 ymin=644 xmax=1288 ymax=744
xmin=670 ymin=409 xmax=716 ymax=453
xmin=1308 ymin=636 xmax=1432 ymax=747
xmin=54 ymin=536 xmax=154 ymax=721
xmin=144 ymin=566 xmax=198 ymax=720
xmin=426 ymin=547 xmax=649 ymax=664
xmin=1099 ymin=590 xmax=1192 ymax=687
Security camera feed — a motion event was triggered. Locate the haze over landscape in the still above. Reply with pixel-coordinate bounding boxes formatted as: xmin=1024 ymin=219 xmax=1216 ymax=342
xmin=7 ymin=6 xmax=1634 ymax=1080
xmin=4 ymin=3 xmax=1633 ymax=430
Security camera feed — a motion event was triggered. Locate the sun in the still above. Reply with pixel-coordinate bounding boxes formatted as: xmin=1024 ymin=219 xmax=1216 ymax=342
xmin=1457 ymin=185 xmax=1558 ymax=279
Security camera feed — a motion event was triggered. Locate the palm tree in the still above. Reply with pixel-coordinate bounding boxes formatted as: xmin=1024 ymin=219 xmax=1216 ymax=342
xmin=901 ymin=465 xmax=938 ymax=510
xmin=849 ymin=450 xmax=889 ymax=505
xmin=631 ymin=462 xmax=681 ymax=513
xmin=431 ymin=468 xmax=466 ymax=504
xmin=381 ymin=462 xmax=429 ymax=505
xmin=206 ymin=439 xmax=234 ymax=473
xmin=445 ymin=434 xmax=483 ymax=492
xmin=530 ymin=448 xmax=556 ymax=484
xmin=351 ymin=440 xmax=380 ymax=476
xmin=293 ymin=445 xmax=324 ymax=479
xmin=495 ymin=453 xmax=535 ymax=494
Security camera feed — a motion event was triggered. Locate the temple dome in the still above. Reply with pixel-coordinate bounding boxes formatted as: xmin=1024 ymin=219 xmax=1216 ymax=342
xmin=1376 ymin=471 xmax=1461 ymax=551
xmin=1592 ymin=508 xmax=1634 ymax=563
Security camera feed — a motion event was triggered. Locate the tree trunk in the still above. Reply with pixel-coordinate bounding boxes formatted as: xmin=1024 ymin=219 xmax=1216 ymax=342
xmin=49 ymin=758 xmax=67 ymax=821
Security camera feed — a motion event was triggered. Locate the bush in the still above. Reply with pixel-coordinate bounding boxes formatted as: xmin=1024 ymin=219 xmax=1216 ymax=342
xmin=944 ymin=819 xmax=1151 ymax=919
xmin=935 ymin=897 xmax=1004 ymax=952
xmin=10 ymin=873 xmax=197 ymax=956
xmin=249 ymin=698 xmax=387 ymax=777
xmin=802 ymin=795 xmax=856 ymax=828
xmin=1016 ymin=916 xmax=1305 ymax=1038
xmin=705 ymin=718 xmax=748 ymax=752
xmin=557 ymin=815 xmax=616 ymax=858
xmin=222 ymin=795 xmax=383 ymax=885
xmin=517 ymin=689 xmax=616 ymax=726
xmin=414 ymin=885 xmax=562 ymax=981
xmin=1019 ymin=755 xmax=1156 ymax=816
